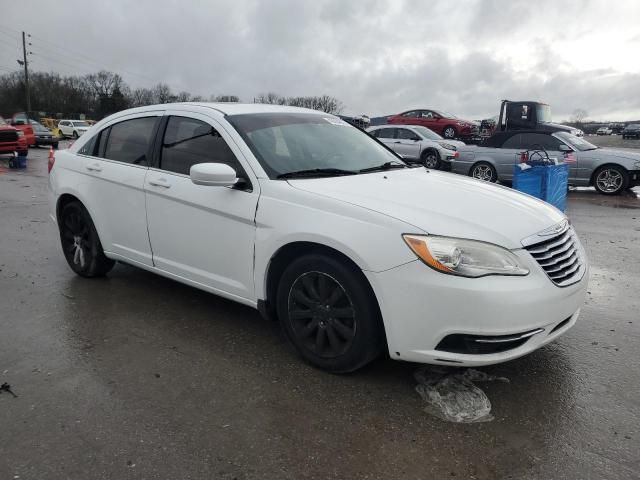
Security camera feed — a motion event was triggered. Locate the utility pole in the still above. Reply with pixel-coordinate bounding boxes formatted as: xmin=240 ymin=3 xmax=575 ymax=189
xmin=22 ymin=31 xmax=31 ymax=114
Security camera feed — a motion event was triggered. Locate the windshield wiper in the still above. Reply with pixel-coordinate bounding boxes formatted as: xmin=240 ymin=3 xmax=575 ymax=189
xmin=358 ymin=162 xmax=407 ymax=174
xmin=277 ymin=168 xmax=358 ymax=179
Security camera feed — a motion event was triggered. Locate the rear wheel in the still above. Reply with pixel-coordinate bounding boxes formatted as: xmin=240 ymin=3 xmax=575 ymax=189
xmin=593 ymin=165 xmax=628 ymax=195
xmin=421 ymin=149 xmax=440 ymax=169
xmin=470 ymin=162 xmax=497 ymax=182
xmin=276 ymin=254 xmax=383 ymax=373
xmin=443 ymin=126 xmax=457 ymax=139
xmin=59 ymin=202 xmax=114 ymax=277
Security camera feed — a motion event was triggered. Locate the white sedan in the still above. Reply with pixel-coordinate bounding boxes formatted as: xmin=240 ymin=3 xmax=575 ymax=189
xmin=48 ymin=103 xmax=589 ymax=372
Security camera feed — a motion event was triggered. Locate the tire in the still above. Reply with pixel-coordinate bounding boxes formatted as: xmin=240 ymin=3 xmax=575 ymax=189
xmin=470 ymin=161 xmax=497 ymax=182
xmin=421 ymin=149 xmax=440 ymax=169
xmin=593 ymin=165 xmax=629 ymax=195
xmin=276 ymin=254 xmax=383 ymax=373
xmin=72 ymin=131 xmax=79 ymax=139
xmin=53 ymin=142 xmax=59 ymax=150
xmin=59 ymin=202 xmax=115 ymax=277
xmin=443 ymin=126 xmax=457 ymax=139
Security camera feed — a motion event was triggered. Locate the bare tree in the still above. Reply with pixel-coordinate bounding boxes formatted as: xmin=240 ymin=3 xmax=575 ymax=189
xmin=570 ymin=108 xmax=589 ymax=127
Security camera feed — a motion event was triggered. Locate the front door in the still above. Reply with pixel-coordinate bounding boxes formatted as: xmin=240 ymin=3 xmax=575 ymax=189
xmin=144 ymin=113 xmax=259 ymax=302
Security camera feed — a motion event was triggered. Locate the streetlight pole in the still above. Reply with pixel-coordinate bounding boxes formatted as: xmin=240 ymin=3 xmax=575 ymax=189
xmin=22 ymin=31 xmax=31 ymax=114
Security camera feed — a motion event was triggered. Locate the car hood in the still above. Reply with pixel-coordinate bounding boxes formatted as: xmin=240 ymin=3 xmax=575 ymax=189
xmin=288 ymin=169 xmax=565 ymax=249
xmin=437 ymin=139 xmax=466 ymax=149
xmin=586 ymin=148 xmax=640 ymax=162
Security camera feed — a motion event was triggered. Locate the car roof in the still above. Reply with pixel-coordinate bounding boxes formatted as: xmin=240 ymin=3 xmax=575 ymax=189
xmin=112 ymin=102 xmax=327 ymax=117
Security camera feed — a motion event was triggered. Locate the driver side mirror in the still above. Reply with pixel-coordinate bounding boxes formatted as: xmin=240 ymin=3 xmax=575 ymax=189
xmin=558 ymin=144 xmax=572 ymax=152
xmin=190 ymin=163 xmax=237 ymax=187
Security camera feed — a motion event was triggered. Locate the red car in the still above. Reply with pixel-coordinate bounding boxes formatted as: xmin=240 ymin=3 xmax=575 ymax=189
xmin=9 ymin=113 xmax=36 ymax=146
xmin=387 ymin=109 xmax=479 ymax=140
xmin=0 ymin=116 xmax=28 ymax=157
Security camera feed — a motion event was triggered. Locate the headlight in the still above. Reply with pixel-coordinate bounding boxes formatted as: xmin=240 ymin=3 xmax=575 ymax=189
xmin=437 ymin=141 xmax=457 ymax=151
xmin=16 ymin=130 xmax=24 ymax=137
xmin=402 ymin=234 xmax=529 ymax=277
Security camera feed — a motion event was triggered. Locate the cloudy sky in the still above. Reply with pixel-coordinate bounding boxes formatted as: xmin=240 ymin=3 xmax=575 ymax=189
xmin=1 ymin=0 xmax=640 ymax=120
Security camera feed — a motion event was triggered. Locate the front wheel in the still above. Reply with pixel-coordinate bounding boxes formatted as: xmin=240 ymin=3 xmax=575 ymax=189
xmin=52 ymin=142 xmax=59 ymax=149
xmin=443 ymin=126 xmax=457 ymax=139
xmin=421 ymin=149 xmax=440 ymax=169
xmin=59 ymin=202 xmax=115 ymax=277
xmin=276 ymin=254 xmax=383 ymax=373
xmin=593 ymin=165 xmax=628 ymax=195
xmin=72 ymin=131 xmax=79 ymax=139
xmin=470 ymin=162 xmax=497 ymax=182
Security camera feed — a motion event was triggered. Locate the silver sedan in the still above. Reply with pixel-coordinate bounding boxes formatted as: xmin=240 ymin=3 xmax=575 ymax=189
xmin=452 ymin=131 xmax=640 ymax=195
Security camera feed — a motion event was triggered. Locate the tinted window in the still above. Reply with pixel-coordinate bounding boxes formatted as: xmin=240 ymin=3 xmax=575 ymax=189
xmin=501 ymin=134 xmax=521 ymax=149
xmin=160 ymin=116 xmax=243 ymax=176
xmin=520 ymin=133 xmax=562 ymax=151
xmin=103 ymin=117 xmax=157 ymax=165
xmin=397 ymin=129 xmax=420 ymax=140
xmin=401 ymin=111 xmax=419 ymax=118
xmin=79 ymin=134 xmax=97 ymax=156
xmin=376 ymin=128 xmax=396 ymax=139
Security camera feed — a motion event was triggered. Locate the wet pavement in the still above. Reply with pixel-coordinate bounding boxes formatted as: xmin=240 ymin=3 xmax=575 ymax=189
xmin=1 ymin=145 xmax=639 ymax=479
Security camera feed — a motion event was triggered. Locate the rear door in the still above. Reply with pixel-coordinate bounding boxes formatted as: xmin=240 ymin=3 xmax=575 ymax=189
xmin=75 ymin=113 xmax=161 ymax=265
xmin=373 ymin=127 xmax=398 ymax=150
xmin=394 ymin=128 xmax=421 ymax=160
xmin=144 ymin=113 xmax=259 ymax=301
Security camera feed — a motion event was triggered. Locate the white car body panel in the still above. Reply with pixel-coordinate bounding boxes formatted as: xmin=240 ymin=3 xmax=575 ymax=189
xmin=49 ymin=103 xmax=589 ymax=367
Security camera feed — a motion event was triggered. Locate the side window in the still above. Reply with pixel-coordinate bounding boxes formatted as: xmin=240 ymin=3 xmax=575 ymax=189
xmin=401 ymin=111 xmax=419 ymax=118
xmin=521 ymin=133 xmax=562 ymax=151
xmin=419 ymin=111 xmax=434 ymax=119
xmin=377 ymin=128 xmax=396 ymax=139
xmin=160 ymin=116 xmax=244 ymax=176
xmin=103 ymin=117 xmax=157 ymax=165
xmin=501 ymin=134 xmax=521 ymax=149
xmin=397 ymin=129 xmax=419 ymax=140
xmin=79 ymin=134 xmax=97 ymax=156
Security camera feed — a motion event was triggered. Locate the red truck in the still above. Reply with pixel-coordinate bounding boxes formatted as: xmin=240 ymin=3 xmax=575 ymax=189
xmin=9 ymin=113 xmax=36 ymax=146
xmin=0 ymin=115 xmax=28 ymax=158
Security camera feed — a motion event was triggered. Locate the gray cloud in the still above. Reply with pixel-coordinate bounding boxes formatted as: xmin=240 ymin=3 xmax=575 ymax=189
xmin=2 ymin=0 xmax=640 ymax=120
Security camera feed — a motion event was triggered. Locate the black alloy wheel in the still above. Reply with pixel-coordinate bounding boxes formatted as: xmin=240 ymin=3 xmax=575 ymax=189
xmin=287 ymin=271 xmax=357 ymax=359
xmin=276 ymin=254 xmax=383 ymax=372
xmin=59 ymin=202 xmax=114 ymax=277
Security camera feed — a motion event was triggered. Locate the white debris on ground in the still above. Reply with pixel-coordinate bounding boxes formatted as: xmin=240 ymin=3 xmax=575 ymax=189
xmin=414 ymin=366 xmax=509 ymax=423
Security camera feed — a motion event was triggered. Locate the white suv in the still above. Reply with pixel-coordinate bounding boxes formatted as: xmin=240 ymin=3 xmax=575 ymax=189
xmin=58 ymin=119 xmax=91 ymax=138
xmin=48 ymin=103 xmax=589 ymax=372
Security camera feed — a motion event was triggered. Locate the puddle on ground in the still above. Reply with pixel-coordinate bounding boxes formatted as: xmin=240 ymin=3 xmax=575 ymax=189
xmin=414 ymin=366 xmax=509 ymax=423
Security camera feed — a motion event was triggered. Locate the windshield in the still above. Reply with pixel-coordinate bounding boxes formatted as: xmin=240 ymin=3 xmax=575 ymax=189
xmin=556 ymin=132 xmax=597 ymax=151
xmin=536 ymin=104 xmax=552 ymax=123
xmin=227 ymin=113 xmax=405 ymax=179
xmin=72 ymin=121 xmax=90 ymax=127
xmin=411 ymin=126 xmax=443 ymax=140
xmin=627 ymin=124 xmax=640 ymax=130
xmin=436 ymin=111 xmax=456 ymax=119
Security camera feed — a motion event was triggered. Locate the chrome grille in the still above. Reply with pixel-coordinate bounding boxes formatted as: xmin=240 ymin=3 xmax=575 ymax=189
xmin=525 ymin=227 xmax=584 ymax=287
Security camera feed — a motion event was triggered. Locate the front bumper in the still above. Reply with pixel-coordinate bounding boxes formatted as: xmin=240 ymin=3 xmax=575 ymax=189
xmin=365 ymin=248 xmax=588 ymax=366
xmin=35 ymin=136 xmax=58 ymax=145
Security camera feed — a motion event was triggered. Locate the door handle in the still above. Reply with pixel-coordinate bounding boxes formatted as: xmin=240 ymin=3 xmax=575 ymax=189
xmin=86 ymin=164 xmax=102 ymax=172
xmin=148 ymin=178 xmax=171 ymax=188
